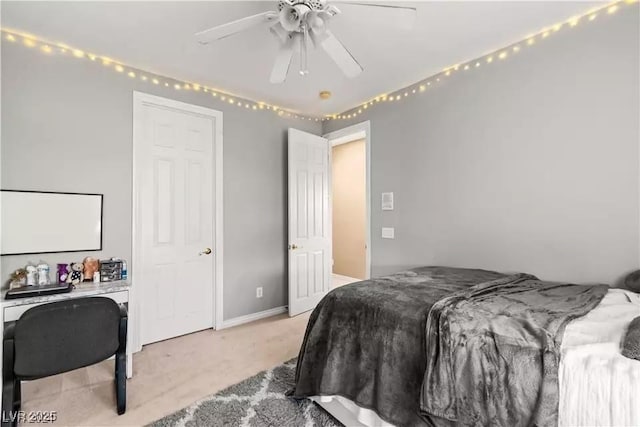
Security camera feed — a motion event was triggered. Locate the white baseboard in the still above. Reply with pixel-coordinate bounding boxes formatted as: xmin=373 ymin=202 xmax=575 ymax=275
xmin=219 ymin=306 xmax=288 ymax=330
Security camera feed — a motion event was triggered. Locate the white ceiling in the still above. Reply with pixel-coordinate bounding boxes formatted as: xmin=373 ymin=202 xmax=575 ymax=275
xmin=2 ymin=1 xmax=602 ymax=115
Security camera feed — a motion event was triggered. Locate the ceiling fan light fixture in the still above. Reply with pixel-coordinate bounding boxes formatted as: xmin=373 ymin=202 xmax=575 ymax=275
xmin=270 ymin=22 xmax=290 ymax=44
xmin=279 ymin=4 xmax=308 ymax=32
xmin=306 ymin=11 xmax=325 ymax=33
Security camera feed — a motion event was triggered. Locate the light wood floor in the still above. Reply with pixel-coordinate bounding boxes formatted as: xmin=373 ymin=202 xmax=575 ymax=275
xmin=19 ymin=274 xmax=359 ymax=426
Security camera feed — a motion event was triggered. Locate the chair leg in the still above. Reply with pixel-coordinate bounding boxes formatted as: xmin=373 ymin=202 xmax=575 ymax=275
xmin=2 ymin=379 xmax=16 ymax=427
xmin=2 ymin=337 xmax=16 ymax=427
xmin=13 ymin=381 xmax=20 ymax=412
xmin=115 ymin=352 xmax=126 ymax=415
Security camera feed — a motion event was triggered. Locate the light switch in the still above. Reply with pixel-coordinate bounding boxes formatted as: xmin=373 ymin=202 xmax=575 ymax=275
xmin=381 ymin=227 xmax=395 ymax=239
xmin=381 ymin=192 xmax=394 ymax=211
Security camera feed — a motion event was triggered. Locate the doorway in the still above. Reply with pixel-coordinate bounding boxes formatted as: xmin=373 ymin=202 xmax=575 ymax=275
xmin=286 ymin=122 xmax=370 ymax=317
xmin=132 ymin=92 xmax=223 ymax=348
xmin=325 ymin=121 xmax=371 ymax=286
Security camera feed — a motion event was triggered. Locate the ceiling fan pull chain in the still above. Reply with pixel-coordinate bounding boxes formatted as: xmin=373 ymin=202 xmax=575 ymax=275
xmin=300 ymin=25 xmax=310 ymax=76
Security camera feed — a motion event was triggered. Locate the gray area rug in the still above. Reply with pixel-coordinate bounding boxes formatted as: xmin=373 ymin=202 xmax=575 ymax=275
xmin=149 ymin=359 xmax=342 ymax=427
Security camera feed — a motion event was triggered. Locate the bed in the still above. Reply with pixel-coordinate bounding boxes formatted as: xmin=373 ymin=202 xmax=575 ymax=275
xmin=289 ymin=266 xmax=640 ymax=427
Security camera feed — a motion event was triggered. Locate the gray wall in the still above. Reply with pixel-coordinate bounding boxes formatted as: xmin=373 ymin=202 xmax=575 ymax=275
xmin=1 ymin=40 xmax=321 ymax=320
xmin=325 ymin=8 xmax=640 ymax=285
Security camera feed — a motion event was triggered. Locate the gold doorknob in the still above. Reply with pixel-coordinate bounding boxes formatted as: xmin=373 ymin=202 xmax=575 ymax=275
xmin=289 ymin=244 xmax=300 ymax=250
xmin=199 ymin=247 xmax=212 ymax=256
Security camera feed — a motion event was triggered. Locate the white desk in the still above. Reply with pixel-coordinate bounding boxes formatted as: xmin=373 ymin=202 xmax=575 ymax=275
xmin=0 ymin=281 xmax=134 ymax=384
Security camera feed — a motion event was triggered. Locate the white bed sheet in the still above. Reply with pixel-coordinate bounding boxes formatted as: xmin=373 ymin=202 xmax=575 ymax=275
xmin=313 ymin=288 xmax=640 ymax=427
xmin=559 ymin=288 xmax=640 ymax=427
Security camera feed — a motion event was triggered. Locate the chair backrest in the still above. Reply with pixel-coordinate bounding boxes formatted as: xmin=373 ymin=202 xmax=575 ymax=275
xmin=13 ymin=297 xmax=121 ymax=379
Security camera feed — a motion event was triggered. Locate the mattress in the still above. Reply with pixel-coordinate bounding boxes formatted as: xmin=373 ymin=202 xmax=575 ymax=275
xmin=313 ymin=288 xmax=640 ymax=427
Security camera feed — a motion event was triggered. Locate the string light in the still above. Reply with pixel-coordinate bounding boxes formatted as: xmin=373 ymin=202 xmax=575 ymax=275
xmin=0 ymin=29 xmax=315 ymax=122
xmin=328 ymin=0 xmax=632 ymax=121
xmin=1 ymin=0 xmax=632 ymax=123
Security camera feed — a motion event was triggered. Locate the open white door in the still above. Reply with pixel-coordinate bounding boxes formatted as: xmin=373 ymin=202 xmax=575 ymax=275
xmin=288 ymin=128 xmax=332 ymax=316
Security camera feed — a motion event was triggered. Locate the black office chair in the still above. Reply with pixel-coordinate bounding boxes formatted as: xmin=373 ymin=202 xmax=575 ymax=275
xmin=2 ymin=297 xmax=127 ymax=426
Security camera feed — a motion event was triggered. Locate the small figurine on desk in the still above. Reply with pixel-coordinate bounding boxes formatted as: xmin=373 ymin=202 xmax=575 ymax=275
xmin=36 ymin=263 xmax=50 ymax=285
xmin=25 ymin=265 xmax=37 ymax=286
xmin=67 ymin=262 xmax=84 ymax=285
xmin=82 ymin=257 xmax=99 ymax=282
xmin=9 ymin=269 xmax=27 ymax=289
xmin=57 ymin=263 xmax=70 ymax=284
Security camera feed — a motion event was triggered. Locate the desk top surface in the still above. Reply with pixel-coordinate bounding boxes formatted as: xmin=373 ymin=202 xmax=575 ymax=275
xmin=1 ymin=281 xmax=131 ymax=308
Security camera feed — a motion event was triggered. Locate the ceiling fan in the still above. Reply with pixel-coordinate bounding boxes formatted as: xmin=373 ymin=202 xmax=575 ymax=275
xmin=194 ymin=1 xmax=417 ymax=83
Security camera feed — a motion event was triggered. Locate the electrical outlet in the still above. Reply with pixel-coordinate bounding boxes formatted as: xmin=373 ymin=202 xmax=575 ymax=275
xmin=256 ymin=287 xmax=263 ymax=298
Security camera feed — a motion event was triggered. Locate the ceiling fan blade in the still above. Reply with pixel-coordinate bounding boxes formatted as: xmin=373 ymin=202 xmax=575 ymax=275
xmin=195 ymin=11 xmax=278 ymax=44
xmin=270 ymin=35 xmax=299 ymax=84
xmin=318 ymin=30 xmax=363 ymax=78
xmin=333 ymin=2 xmax=416 ymax=31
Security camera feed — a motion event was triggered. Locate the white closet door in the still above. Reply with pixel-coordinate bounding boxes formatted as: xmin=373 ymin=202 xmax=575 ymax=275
xmin=137 ymin=97 xmax=216 ymax=344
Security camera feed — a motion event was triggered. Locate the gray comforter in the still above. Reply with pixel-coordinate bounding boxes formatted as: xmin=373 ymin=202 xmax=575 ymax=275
xmin=290 ymin=266 xmax=608 ymax=427
xmin=421 ymin=272 xmax=608 ymax=426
